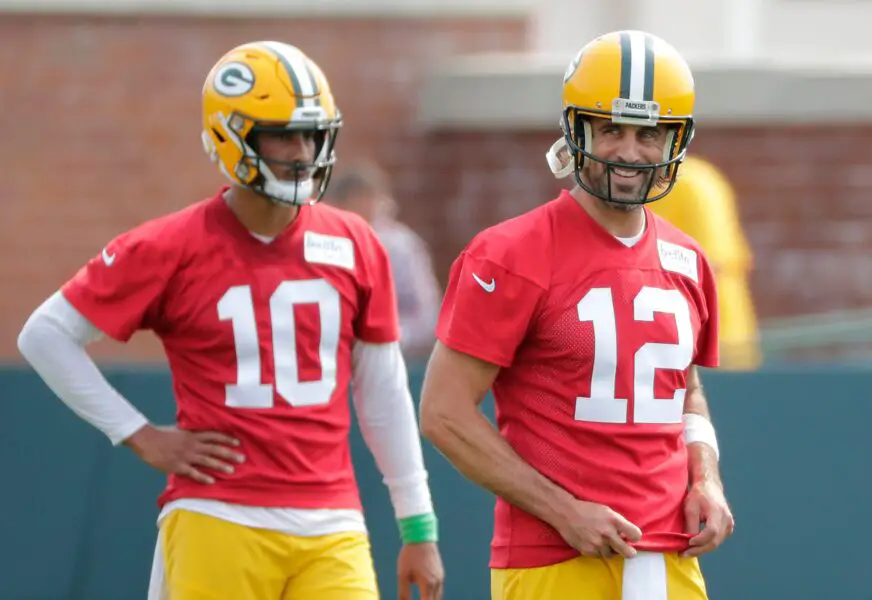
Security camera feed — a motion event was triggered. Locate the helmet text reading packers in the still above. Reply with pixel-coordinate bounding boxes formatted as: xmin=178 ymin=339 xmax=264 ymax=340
xmin=201 ymin=41 xmax=342 ymax=206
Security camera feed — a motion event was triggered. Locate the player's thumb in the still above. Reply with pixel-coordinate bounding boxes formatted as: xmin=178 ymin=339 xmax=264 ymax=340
xmin=684 ymin=501 xmax=701 ymax=535
xmin=615 ymin=514 xmax=642 ymax=542
xmin=397 ymin=575 xmax=412 ymax=600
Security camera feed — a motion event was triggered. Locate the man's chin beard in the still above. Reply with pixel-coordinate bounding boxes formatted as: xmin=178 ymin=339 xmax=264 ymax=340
xmin=600 ymin=197 xmax=642 ymax=212
xmin=594 ymin=182 xmax=645 ymax=212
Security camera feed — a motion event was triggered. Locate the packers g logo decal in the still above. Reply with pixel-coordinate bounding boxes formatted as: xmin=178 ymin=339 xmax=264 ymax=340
xmin=213 ymin=62 xmax=255 ymax=97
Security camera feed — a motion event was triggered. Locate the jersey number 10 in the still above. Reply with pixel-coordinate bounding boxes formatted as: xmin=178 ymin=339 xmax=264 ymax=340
xmin=218 ymin=279 xmax=339 ymax=409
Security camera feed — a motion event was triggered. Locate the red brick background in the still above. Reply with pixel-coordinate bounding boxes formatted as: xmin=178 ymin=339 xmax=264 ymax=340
xmin=416 ymin=127 xmax=872 ymax=322
xmin=3 ymin=14 xmax=869 ymax=362
xmin=0 ymin=14 xmax=527 ymax=361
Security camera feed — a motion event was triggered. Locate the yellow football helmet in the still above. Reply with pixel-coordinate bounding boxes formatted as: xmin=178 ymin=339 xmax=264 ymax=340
xmin=551 ymin=30 xmax=695 ymax=204
xmin=201 ymin=41 xmax=342 ymax=206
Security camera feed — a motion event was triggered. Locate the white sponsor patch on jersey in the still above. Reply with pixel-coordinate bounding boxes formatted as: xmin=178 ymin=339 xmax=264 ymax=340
xmin=304 ymin=231 xmax=355 ymax=270
xmin=657 ymin=239 xmax=698 ymax=283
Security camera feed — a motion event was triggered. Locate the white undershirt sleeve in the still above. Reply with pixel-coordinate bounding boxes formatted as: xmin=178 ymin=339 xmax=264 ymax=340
xmin=16 ymin=291 xmax=150 ymax=445
xmin=351 ymin=340 xmax=434 ymax=519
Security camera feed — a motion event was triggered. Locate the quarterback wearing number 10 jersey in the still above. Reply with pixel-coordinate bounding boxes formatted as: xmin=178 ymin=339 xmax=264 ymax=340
xmin=436 ymin=188 xmax=719 ymax=569
xmin=17 ymin=39 xmax=442 ymax=600
xmin=62 ymin=188 xmax=398 ymax=512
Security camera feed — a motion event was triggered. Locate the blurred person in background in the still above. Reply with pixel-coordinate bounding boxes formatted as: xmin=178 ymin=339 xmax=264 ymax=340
xmin=419 ymin=30 xmax=733 ymax=600
xmin=649 ymin=155 xmax=761 ymax=370
xmin=17 ymin=40 xmax=443 ymax=600
xmin=329 ymin=164 xmax=442 ymax=361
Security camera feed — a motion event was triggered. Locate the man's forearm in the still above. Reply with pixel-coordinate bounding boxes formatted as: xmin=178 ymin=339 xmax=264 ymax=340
xmin=684 ymin=370 xmax=711 ymax=420
xmin=424 ymin=408 xmax=576 ymax=529
xmin=351 ymin=341 xmax=434 ymax=520
xmin=684 ymin=368 xmax=723 ymax=487
xmin=687 ymin=442 xmax=722 ymax=487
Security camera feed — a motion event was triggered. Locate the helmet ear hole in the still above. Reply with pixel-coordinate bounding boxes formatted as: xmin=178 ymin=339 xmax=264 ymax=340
xmin=201 ymin=131 xmax=218 ymax=163
xmin=235 ymin=156 xmax=259 ymax=184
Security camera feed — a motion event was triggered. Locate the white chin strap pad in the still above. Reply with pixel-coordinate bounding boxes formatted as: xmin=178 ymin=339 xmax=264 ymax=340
xmin=545 ymin=138 xmax=574 ymax=179
xmin=259 ymin=160 xmax=315 ymax=206
xmin=262 ymin=178 xmax=314 ymax=206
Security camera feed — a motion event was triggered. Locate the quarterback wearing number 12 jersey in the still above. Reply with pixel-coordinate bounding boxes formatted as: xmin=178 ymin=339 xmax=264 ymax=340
xmin=62 ymin=189 xmax=397 ymax=511
xmin=436 ymin=188 xmax=719 ymax=569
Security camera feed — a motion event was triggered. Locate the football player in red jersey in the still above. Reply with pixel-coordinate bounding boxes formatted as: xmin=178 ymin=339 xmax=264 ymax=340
xmin=419 ymin=30 xmax=733 ymax=600
xmin=18 ymin=41 xmax=444 ymax=600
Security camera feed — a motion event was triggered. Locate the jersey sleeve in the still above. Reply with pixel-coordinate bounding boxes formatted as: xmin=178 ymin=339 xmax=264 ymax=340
xmin=436 ymin=250 xmax=544 ymax=368
xmin=61 ymin=228 xmax=177 ymax=343
xmin=354 ymin=231 xmax=401 ymax=344
xmin=693 ymin=254 xmax=720 ymax=368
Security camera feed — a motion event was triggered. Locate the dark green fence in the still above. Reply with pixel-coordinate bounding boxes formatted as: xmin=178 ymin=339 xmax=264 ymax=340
xmin=2 ymin=364 xmax=870 ymax=600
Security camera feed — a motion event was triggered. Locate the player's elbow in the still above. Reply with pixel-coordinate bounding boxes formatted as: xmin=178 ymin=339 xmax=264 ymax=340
xmin=419 ymin=342 xmax=497 ymax=446
xmin=16 ymin=325 xmax=31 ymax=362
xmin=418 ymin=390 xmax=447 ymax=445
xmin=17 ymin=309 xmax=45 ymax=364
xmin=420 ymin=378 xmax=470 ymax=450
xmin=419 ymin=384 xmax=476 ymax=453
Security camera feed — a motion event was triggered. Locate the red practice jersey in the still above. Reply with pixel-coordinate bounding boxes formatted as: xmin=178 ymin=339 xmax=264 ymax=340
xmin=436 ymin=190 xmax=719 ymax=569
xmin=63 ymin=188 xmax=399 ymax=511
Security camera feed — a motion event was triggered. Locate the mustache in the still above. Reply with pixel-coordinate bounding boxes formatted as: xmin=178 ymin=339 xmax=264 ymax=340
xmin=607 ymin=162 xmax=653 ymax=171
xmin=261 ymin=158 xmax=315 ymax=177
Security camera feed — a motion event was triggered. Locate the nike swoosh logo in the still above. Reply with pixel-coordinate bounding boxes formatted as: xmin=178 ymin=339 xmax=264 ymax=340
xmin=472 ymin=273 xmax=495 ymax=293
xmin=102 ymin=247 xmax=116 ymax=266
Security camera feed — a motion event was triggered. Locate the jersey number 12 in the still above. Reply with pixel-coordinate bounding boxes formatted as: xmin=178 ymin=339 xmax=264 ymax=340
xmin=575 ymin=286 xmax=694 ymax=425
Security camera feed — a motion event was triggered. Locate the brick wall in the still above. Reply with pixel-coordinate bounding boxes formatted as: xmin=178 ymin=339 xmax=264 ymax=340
xmin=0 ymin=14 xmax=527 ymax=361
xmin=3 ymin=14 xmax=869 ymax=362
xmin=414 ymin=126 xmax=872 ymax=324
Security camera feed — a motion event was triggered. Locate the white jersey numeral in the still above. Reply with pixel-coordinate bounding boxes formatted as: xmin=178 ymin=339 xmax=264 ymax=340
xmin=217 ymin=279 xmax=341 ymax=409
xmin=574 ymin=286 xmax=693 ymax=425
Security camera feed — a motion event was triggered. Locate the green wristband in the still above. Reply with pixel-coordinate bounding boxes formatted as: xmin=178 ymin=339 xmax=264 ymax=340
xmin=397 ymin=512 xmax=439 ymax=544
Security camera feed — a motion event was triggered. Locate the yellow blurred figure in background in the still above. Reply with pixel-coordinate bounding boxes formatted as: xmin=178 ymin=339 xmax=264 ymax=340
xmin=649 ymin=156 xmax=762 ymax=370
